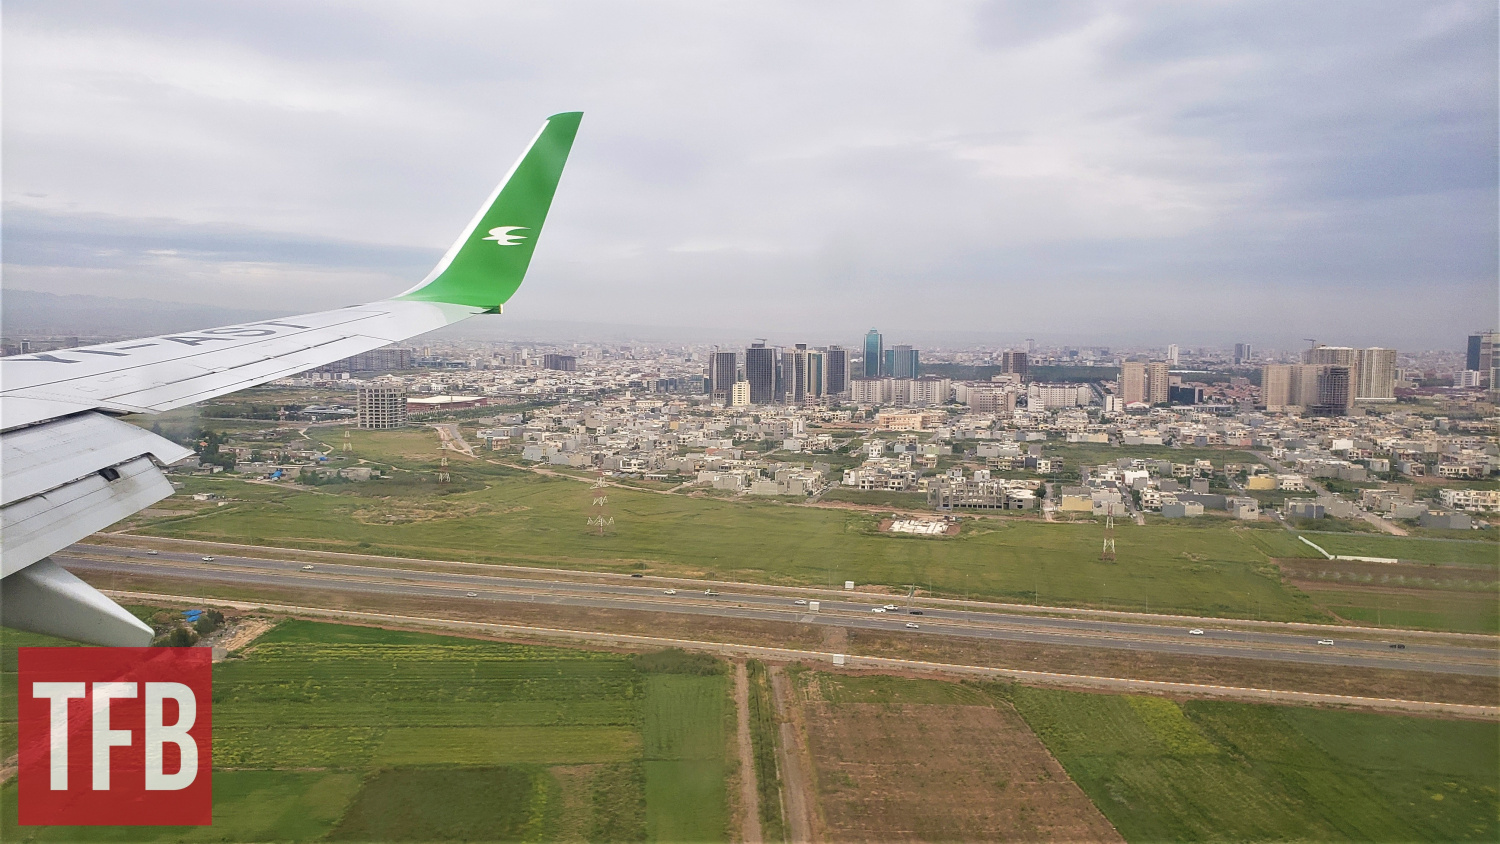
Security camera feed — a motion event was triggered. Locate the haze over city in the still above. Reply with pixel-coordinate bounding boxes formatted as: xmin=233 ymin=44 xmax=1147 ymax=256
xmin=3 ymin=1 xmax=1496 ymax=349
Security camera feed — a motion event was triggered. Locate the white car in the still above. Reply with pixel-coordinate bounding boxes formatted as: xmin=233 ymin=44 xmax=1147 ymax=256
xmin=883 ymin=604 xmax=899 ymax=611
xmin=872 ymin=607 xmax=886 ymax=613
xmin=301 ymin=565 xmax=315 ymax=570
xmin=1189 ymin=628 xmax=1204 ymax=635
xmin=905 ymin=622 xmax=920 ymax=629
xmin=793 ymin=599 xmax=808 ymax=606
xmin=1317 ymin=639 xmax=1334 ymax=646
xmin=704 ymin=589 xmax=718 ymax=596
xmin=664 ymin=589 xmax=677 ymax=595
xmin=466 ymin=591 xmax=478 ymax=598
xmin=201 ymin=556 xmax=215 ymax=562
xmin=146 ymin=550 xmax=158 ymax=555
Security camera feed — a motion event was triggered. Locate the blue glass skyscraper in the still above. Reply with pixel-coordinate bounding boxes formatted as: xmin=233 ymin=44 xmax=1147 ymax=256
xmin=863 ymin=329 xmax=882 ymax=377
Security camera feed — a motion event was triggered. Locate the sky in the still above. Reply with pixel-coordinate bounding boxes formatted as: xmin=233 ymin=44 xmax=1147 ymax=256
xmin=2 ymin=0 xmax=1496 ymax=351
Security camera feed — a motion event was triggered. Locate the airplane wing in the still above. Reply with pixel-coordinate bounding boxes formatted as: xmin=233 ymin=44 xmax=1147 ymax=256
xmin=0 ymin=112 xmax=582 ymax=646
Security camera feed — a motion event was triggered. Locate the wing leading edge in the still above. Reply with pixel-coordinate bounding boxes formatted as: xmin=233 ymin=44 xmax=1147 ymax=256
xmin=0 ymin=113 xmax=582 ymax=645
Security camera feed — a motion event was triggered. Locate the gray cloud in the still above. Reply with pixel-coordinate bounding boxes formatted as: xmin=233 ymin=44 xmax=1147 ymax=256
xmin=2 ymin=0 xmax=1494 ymax=350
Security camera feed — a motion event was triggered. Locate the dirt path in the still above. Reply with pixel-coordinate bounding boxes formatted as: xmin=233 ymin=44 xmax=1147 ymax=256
xmin=734 ymin=663 xmax=763 ymax=844
xmin=434 ymin=423 xmax=477 ymax=457
xmin=768 ymin=666 xmax=819 ymax=843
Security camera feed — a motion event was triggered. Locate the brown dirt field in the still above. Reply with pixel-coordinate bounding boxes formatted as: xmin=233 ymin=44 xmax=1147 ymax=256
xmin=770 ymin=665 xmax=819 ymax=843
xmin=800 ymin=697 xmax=1121 ymax=842
xmin=77 ymin=568 xmax=1499 ymax=708
xmin=1272 ymin=557 xmax=1498 ymax=587
xmin=734 ymin=663 xmax=763 ymax=844
xmin=216 ymin=616 xmax=275 ymax=651
xmin=845 ymin=627 xmax=1499 ymax=708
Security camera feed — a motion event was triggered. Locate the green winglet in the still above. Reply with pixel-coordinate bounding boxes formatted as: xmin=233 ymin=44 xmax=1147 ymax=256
xmin=396 ymin=112 xmax=582 ymax=310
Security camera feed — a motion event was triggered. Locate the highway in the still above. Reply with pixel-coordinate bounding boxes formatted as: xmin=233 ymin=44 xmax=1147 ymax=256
xmin=59 ymin=544 xmax=1498 ymax=678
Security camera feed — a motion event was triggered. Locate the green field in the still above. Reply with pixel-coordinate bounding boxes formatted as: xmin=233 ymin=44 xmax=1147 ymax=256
xmin=1302 ymin=533 xmax=1499 ymax=567
xmin=137 ymin=444 xmax=1338 ymax=623
xmin=1006 ymin=685 xmax=1500 ymax=842
xmin=1294 ymin=585 xmax=1500 ymax=634
xmin=1 ymin=621 xmax=730 ymax=842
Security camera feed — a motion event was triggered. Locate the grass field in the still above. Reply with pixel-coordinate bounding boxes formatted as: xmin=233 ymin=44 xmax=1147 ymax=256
xmin=1006 ymin=685 xmax=1500 ymax=842
xmin=0 ymin=620 xmax=731 ymax=842
xmin=745 ymin=660 xmax=787 ymax=842
xmin=1291 ymin=584 xmax=1499 ymax=634
xmin=135 ymin=446 xmax=1342 ymax=623
xmin=1299 ymin=533 xmax=1499 ymax=567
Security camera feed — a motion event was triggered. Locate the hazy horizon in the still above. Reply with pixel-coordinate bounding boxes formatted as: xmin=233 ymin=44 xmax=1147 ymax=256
xmin=3 ymin=1 xmax=1496 ymax=350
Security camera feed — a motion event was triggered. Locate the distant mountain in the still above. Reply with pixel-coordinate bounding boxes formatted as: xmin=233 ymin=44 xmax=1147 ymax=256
xmin=1 ymin=289 xmax=292 ymax=339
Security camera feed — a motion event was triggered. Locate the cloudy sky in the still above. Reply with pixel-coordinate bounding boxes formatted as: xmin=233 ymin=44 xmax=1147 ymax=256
xmin=3 ymin=1 xmax=1495 ymax=349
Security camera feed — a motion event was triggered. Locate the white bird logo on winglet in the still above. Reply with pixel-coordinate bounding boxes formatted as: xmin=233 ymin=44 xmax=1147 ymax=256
xmin=482 ymin=226 xmax=529 ymax=246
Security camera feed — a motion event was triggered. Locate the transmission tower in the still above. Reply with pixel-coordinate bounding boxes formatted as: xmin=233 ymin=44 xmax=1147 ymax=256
xmin=342 ymin=429 xmax=352 ymax=455
xmin=588 ymin=473 xmax=613 ymax=536
xmin=1101 ymin=505 xmax=1116 ymax=561
xmin=437 ymin=455 xmax=450 ymax=484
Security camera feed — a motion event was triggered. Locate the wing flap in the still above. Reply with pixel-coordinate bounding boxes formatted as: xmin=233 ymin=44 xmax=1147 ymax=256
xmin=1 ymin=412 xmax=191 ymax=506
xmin=2 ymin=455 xmax=176 ymax=578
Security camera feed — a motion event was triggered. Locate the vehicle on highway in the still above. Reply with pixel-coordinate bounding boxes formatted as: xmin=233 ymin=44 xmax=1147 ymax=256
xmin=905 ymin=622 xmax=920 ymax=629
xmin=465 ymin=592 xmax=477 ymax=598
xmin=908 ymin=610 xmax=923 ymax=615
xmin=794 ymin=599 xmax=808 ymax=605
xmin=630 ymin=573 xmax=643 ymax=578
xmin=301 ymin=565 xmax=315 ymax=570
xmin=146 ymin=550 xmax=158 ymax=555
xmin=1389 ymin=643 xmax=1406 ymax=649
xmin=1189 ymin=628 xmax=1204 ymax=635
xmin=883 ymin=604 xmax=898 ymax=611
xmin=664 ymin=588 xmax=677 ymax=595
xmin=704 ymin=589 xmax=718 ymax=596
xmin=872 ymin=607 xmax=886 ymax=613
xmin=1317 ymin=639 xmax=1334 ymax=645
xmin=201 ymin=556 xmax=214 ymax=562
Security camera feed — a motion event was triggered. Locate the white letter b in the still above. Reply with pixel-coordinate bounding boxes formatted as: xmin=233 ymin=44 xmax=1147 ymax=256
xmin=145 ymin=683 xmax=198 ymax=790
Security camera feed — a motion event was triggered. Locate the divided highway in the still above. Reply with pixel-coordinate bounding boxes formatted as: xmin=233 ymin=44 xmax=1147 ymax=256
xmin=59 ymin=543 xmax=1498 ymax=678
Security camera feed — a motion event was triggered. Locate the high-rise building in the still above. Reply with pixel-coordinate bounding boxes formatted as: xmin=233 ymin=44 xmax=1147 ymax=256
xmin=783 ymin=344 xmax=826 ymax=404
xmin=708 ymin=351 xmax=738 ymax=402
xmin=1234 ymin=343 xmax=1253 ymax=365
xmin=357 ymin=383 xmax=408 ymax=429
xmin=543 ymin=354 xmax=577 ymax=371
xmin=1120 ymin=362 xmax=1147 ymax=404
xmin=1147 ymin=361 xmax=1170 ymax=405
xmin=889 ymin=345 xmax=919 ymax=378
xmin=823 ymin=346 xmax=849 ymax=397
xmin=849 ymin=377 xmax=885 ymax=405
xmin=1312 ymin=365 xmax=1352 ymax=415
xmin=863 ymin=329 xmax=883 ymax=377
xmin=999 ymin=351 xmax=1029 ymax=381
xmin=1166 ymin=344 xmax=1179 ymax=365
xmin=1304 ymin=345 xmax=1355 ymax=367
xmin=730 ymin=381 xmax=751 ymax=407
xmin=327 ymin=346 xmax=415 ymax=373
xmin=1467 ymin=331 xmax=1498 ymax=387
xmin=1261 ymin=364 xmax=1292 ymax=411
xmin=908 ymin=377 xmax=951 ymax=407
xmin=1354 ymin=348 xmax=1396 ymax=402
xmin=1289 ymin=363 xmax=1322 ymax=410
xmin=745 ymin=343 xmax=778 ymax=405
